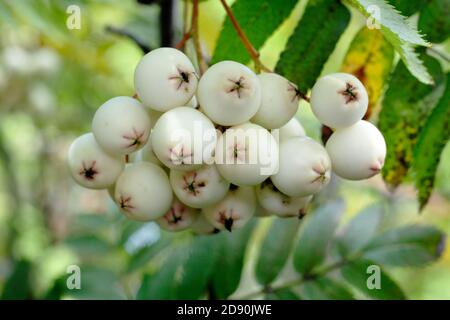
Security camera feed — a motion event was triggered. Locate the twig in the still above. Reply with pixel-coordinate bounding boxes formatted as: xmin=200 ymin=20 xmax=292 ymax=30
xmin=218 ymin=0 xmax=271 ymax=72
xmin=191 ymin=0 xmax=205 ymax=74
xmin=428 ymin=47 xmax=450 ymax=63
xmin=105 ymin=25 xmax=151 ymax=53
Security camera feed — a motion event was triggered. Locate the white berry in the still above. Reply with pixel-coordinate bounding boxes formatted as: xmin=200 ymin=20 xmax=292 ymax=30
xmin=92 ymin=96 xmax=150 ymax=156
xmin=68 ymin=133 xmax=124 ymax=189
xmin=251 ymin=73 xmax=299 ymax=129
xmin=326 ymin=120 xmax=386 ymax=180
xmin=215 ymin=123 xmax=279 ymax=186
xmin=272 ymin=117 xmax=306 ymax=143
xmin=256 ymin=179 xmax=312 ymax=218
xmin=271 ymin=137 xmax=331 ymax=197
xmin=197 ymin=61 xmax=261 ymax=126
xmin=203 ymin=186 xmax=255 ymax=232
xmin=114 ymin=162 xmax=173 ymax=221
xmin=310 ymin=73 xmax=368 ymax=129
xmin=134 ymin=47 xmax=198 ymax=111
xmin=151 ymin=107 xmax=217 ymax=171
xmin=170 ymin=165 xmax=229 ymax=208
xmin=156 ymin=198 xmax=199 ymax=232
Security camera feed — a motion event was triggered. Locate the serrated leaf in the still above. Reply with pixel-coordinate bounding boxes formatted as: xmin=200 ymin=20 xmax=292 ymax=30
xmin=301 ymin=276 xmax=354 ymax=300
xmin=293 ymin=200 xmax=345 ymax=274
xmin=210 ymin=220 xmax=256 ymax=299
xmin=347 ymin=0 xmax=433 ymax=84
xmin=362 ymin=225 xmax=445 ymax=267
xmin=413 ymin=73 xmax=450 ymax=209
xmin=137 ymin=235 xmax=218 ymax=299
xmin=255 ymin=219 xmax=300 ymax=285
xmin=275 ymin=0 xmax=350 ymax=93
xmin=387 ymin=0 xmax=427 ymax=16
xmin=418 ymin=0 xmax=450 ymax=44
xmin=341 ymin=260 xmax=406 ymax=299
xmin=211 ymin=0 xmax=298 ymax=64
xmin=379 ymin=54 xmax=445 ymax=187
xmin=337 ymin=203 xmax=384 ymax=255
xmin=341 ymin=28 xmax=394 ymax=116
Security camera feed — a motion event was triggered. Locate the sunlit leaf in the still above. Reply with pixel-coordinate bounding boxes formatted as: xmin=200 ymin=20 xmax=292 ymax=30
xmin=418 ymin=0 xmax=450 ymax=44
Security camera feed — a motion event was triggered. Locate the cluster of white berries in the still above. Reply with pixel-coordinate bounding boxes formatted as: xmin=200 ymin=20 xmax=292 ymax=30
xmin=68 ymin=47 xmax=386 ymax=234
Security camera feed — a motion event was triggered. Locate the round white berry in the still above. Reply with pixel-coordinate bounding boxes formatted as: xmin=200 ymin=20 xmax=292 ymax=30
xmin=67 ymin=133 xmax=124 ymax=189
xmin=271 ymin=137 xmax=331 ymax=197
xmin=310 ymin=73 xmax=368 ymax=129
xmin=256 ymin=179 xmax=312 ymax=218
xmin=215 ymin=123 xmax=278 ymax=186
xmin=170 ymin=165 xmax=230 ymax=208
xmin=272 ymin=117 xmax=306 ymax=142
xmin=197 ymin=61 xmax=261 ymax=126
xmin=254 ymin=202 xmax=273 ymax=218
xmin=326 ymin=120 xmax=386 ymax=180
xmin=92 ymin=96 xmax=150 ymax=156
xmin=114 ymin=162 xmax=173 ymax=221
xmin=151 ymin=107 xmax=217 ymax=171
xmin=134 ymin=47 xmax=198 ymax=111
xmin=156 ymin=198 xmax=199 ymax=232
xmin=203 ymin=186 xmax=255 ymax=232
xmin=251 ymin=73 xmax=299 ymax=129
xmin=191 ymin=213 xmax=218 ymax=235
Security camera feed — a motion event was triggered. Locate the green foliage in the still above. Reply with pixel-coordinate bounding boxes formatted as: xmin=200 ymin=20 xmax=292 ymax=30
xmin=212 ymin=0 xmax=298 ymax=64
xmin=341 ymin=260 xmax=406 ymax=299
xmin=275 ymin=0 xmax=350 ymax=93
xmin=362 ymin=225 xmax=445 ymax=267
xmin=301 ymin=276 xmax=354 ymax=300
xmin=293 ymin=200 xmax=345 ymax=274
xmin=413 ymin=73 xmax=450 ymax=209
xmin=266 ymin=288 xmax=300 ymax=300
xmin=418 ymin=0 xmax=450 ymax=44
xmin=347 ymin=0 xmax=433 ymax=84
xmin=387 ymin=0 xmax=427 ymax=16
xmin=255 ymin=219 xmax=300 ymax=285
xmin=1 ymin=260 xmax=33 ymax=300
xmin=379 ymin=54 xmax=445 ymax=187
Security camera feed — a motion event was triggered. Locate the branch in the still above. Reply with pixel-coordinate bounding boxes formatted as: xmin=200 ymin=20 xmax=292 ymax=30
xmin=218 ymin=0 xmax=270 ymax=73
xmin=105 ymin=25 xmax=151 ymax=53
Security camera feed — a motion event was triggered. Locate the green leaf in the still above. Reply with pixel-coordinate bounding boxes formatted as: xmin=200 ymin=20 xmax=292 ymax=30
xmin=387 ymin=0 xmax=427 ymax=16
xmin=418 ymin=0 xmax=450 ymax=44
xmin=341 ymin=260 xmax=406 ymax=299
xmin=137 ymin=235 xmax=218 ymax=299
xmin=341 ymin=28 xmax=394 ymax=114
xmin=210 ymin=220 xmax=256 ymax=299
xmin=379 ymin=54 xmax=445 ymax=187
xmin=362 ymin=225 xmax=445 ymax=267
xmin=301 ymin=277 xmax=354 ymax=300
xmin=127 ymin=237 xmax=172 ymax=272
xmin=413 ymin=73 xmax=450 ymax=209
xmin=347 ymin=0 xmax=433 ymax=84
xmin=266 ymin=289 xmax=301 ymax=300
xmin=293 ymin=200 xmax=345 ymax=274
xmin=1 ymin=260 xmax=33 ymax=300
xmin=275 ymin=0 xmax=350 ymax=93
xmin=337 ymin=203 xmax=384 ymax=255
xmin=64 ymin=234 xmax=112 ymax=256
xmin=255 ymin=219 xmax=300 ymax=285
xmin=211 ymin=0 xmax=298 ymax=64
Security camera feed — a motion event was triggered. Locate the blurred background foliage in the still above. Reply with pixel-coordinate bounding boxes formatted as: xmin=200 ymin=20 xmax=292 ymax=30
xmin=0 ymin=0 xmax=449 ymax=300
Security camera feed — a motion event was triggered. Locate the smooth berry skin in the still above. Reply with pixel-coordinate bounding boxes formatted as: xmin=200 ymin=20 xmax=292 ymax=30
xmin=251 ymin=73 xmax=300 ymax=129
xmin=170 ymin=165 xmax=230 ymax=209
xmin=156 ymin=198 xmax=200 ymax=232
xmin=310 ymin=73 xmax=368 ymax=129
xmin=151 ymin=107 xmax=217 ymax=171
xmin=134 ymin=47 xmax=198 ymax=111
xmin=272 ymin=117 xmax=306 ymax=143
xmin=92 ymin=96 xmax=150 ymax=156
xmin=68 ymin=133 xmax=124 ymax=189
xmin=271 ymin=137 xmax=331 ymax=197
xmin=203 ymin=186 xmax=256 ymax=232
xmin=197 ymin=61 xmax=261 ymax=126
xmin=256 ymin=180 xmax=312 ymax=218
xmin=215 ymin=123 xmax=279 ymax=186
xmin=114 ymin=162 xmax=173 ymax=221
xmin=326 ymin=120 xmax=386 ymax=180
